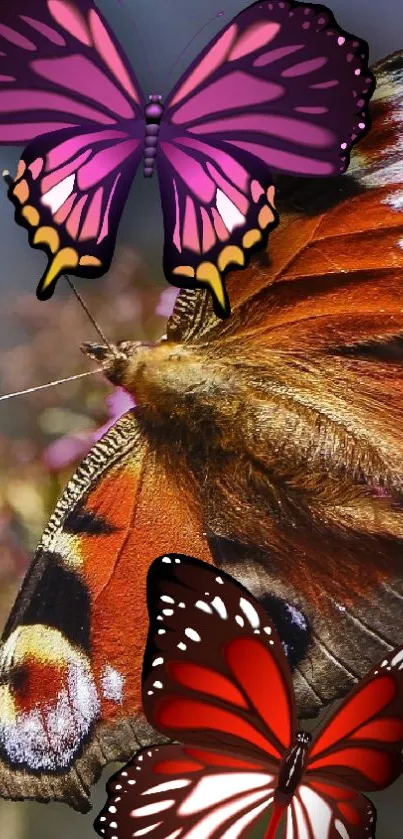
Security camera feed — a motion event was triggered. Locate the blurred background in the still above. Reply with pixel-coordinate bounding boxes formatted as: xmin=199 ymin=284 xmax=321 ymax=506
xmin=0 ymin=0 xmax=402 ymax=836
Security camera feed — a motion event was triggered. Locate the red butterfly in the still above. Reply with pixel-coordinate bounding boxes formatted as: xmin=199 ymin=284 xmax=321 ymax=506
xmin=95 ymin=555 xmax=403 ymax=839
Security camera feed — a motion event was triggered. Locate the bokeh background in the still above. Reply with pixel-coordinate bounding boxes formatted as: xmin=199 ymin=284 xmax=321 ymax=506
xmin=0 ymin=0 xmax=402 ymax=836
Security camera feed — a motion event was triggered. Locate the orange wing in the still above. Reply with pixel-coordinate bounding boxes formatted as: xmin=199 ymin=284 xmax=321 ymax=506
xmin=0 ymin=411 xmax=212 ymax=811
xmin=166 ymin=51 xmax=403 ymax=723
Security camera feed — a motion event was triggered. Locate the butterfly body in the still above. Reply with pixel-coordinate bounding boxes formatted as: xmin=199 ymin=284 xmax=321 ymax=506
xmin=263 ymin=731 xmax=312 ymax=838
xmin=275 ymin=730 xmax=311 ymax=800
xmin=144 ymin=95 xmax=164 ymax=177
xmin=83 ymin=333 xmax=403 ymax=615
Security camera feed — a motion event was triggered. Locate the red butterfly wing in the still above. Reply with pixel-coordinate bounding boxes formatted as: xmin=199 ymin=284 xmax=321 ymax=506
xmin=284 ymin=780 xmax=376 ymax=839
xmin=94 ymin=744 xmax=277 ymax=839
xmin=142 ymin=554 xmax=297 ymax=766
xmin=305 ymin=645 xmax=403 ymax=792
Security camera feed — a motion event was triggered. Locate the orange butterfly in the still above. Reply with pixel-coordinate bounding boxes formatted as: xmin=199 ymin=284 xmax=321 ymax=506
xmin=1 ymin=51 xmax=403 ymax=813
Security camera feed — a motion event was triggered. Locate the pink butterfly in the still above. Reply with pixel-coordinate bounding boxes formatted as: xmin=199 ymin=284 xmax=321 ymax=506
xmin=95 ymin=555 xmax=403 ymax=839
xmin=0 ymin=0 xmax=374 ymax=316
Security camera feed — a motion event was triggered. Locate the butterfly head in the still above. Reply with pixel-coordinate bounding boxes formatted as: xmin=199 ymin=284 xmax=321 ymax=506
xmin=296 ymin=730 xmax=312 ymax=747
xmin=82 ymin=337 xmax=203 ymax=417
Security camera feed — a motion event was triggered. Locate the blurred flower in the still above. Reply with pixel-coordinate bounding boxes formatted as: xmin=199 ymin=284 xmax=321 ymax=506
xmin=44 ymin=387 xmax=135 ymax=470
xmin=94 ymin=387 xmax=136 ymax=440
xmin=0 ymin=244 xmax=169 ymax=558
xmin=155 ymin=286 xmax=179 ymax=318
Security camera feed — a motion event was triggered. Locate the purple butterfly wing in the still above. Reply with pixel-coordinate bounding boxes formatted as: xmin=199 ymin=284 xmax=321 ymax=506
xmin=157 ymin=0 xmax=375 ymax=317
xmin=8 ymin=124 xmax=144 ymax=298
xmin=0 ymin=0 xmax=144 ymax=137
xmin=0 ymin=0 xmax=145 ymax=297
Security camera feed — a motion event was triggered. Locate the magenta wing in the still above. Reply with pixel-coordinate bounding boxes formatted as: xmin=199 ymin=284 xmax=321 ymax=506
xmin=0 ymin=0 xmax=145 ymax=297
xmin=0 ymin=0 xmax=144 ymax=138
xmin=157 ymin=0 xmax=374 ymax=316
xmin=8 ymin=124 xmax=144 ymax=298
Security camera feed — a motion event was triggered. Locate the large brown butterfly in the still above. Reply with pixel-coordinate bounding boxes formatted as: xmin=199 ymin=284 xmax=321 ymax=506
xmin=1 ymin=51 xmax=403 ymax=813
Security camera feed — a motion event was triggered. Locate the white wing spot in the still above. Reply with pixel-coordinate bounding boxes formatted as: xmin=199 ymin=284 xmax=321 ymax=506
xmin=100 ymin=665 xmax=124 ymax=703
xmin=160 ymin=596 xmax=175 ymax=604
xmin=239 ymin=597 xmax=260 ymax=629
xmin=162 ymin=557 xmax=172 ymax=563
xmin=196 ymin=600 xmax=213 ymax=614
xmin=215 ymin=576 xmax=224 ymax=585
xmin=162 ymin=609 xmax=174 ymax=616
xmin=152 ymin=657 xmax=164 ymax=667
xmin=144 ymin=779 xmax=191 ymax=795
xmin=235 ymin=615 xmax=244 ymax=627
xmin=185 ymin=628 xmax=201 ymax=643
xmin=131 ymin=799 xmax=176 ymax=817
xmin=133 ymin=822 xmax=164 ymax=836
xmin=216 ymin=188 xmax=245 ymax=232
xmin=211 ymin=596 xmax=228 ymax=620
xmin=335 ymin=819 xmax=350 ymax=839
xmin=41 ymin=173 xmax=75 ymax=214
xmin=177 ymin=642 xmax=187 ymax=651
xmin=153 ymin=681 xmax=163 ymax=689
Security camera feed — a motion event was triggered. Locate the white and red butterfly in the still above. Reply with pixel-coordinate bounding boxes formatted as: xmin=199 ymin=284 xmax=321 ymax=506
xmin=0 ymin=0 xmax=374 ymax=315
xmin=95 ymin=555 xmax=403 ymax=839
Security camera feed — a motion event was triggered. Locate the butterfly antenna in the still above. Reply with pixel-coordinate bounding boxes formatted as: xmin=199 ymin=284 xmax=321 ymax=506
xmin=166 ymin=10 xmax=225 ymax=82
xmin=64 ymin=276 xmax=117 ymax=356
xmin=0 ymin=369 xmax=103 ymax=402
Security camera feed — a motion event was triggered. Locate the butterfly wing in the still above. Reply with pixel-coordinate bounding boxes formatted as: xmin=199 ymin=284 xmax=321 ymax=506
xmin=0 ymin=414 xmax=212 ymax=811
xmin=284 ymin=781 xmax=376 ymax=839
xmin=0 ymin=0 xmax=145 ymax=297
xmin=162 ymin=50 xmax=403 ymax=721
xmin=305 ymin=644 xmax=403 ymax=791
xmin=95 ymin=744 xmax=277 ymax=839
xmin=157 ymin=0 xmax=374 ymax=316
xmin=142 ymin=555 xmax=296 ymax=766
xmin=282 ymin=644 xmax=403 ymax=839
xmin=7 ymin=124 xmax=144 ymax=299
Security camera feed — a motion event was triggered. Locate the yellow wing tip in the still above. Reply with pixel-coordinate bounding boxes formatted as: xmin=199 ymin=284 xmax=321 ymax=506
xmin=195 ymin=262 xmax=230 ymax=318
xmin=37 ymin=247 xmax=79 ymax=299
